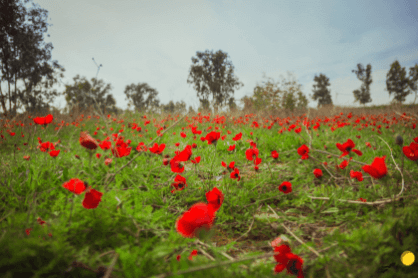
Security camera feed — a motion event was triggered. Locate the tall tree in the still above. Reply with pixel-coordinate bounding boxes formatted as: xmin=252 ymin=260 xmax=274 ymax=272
xmin=0 ymin=0 xmax=64 ymax=117
xmin=187 ymin=49 xmax=244 ymax=111
xmin=311 ymin=73 xmax=333 ymax=108
xmin=385 ymin=60 xmax=412 ymax=104
xmin=407 ymin=64 xmax=418 ymax=105
xmin=352 ymin=63 xmax=373 ymax=106
xmin=124 ymin=83 xmax=160 ymax=113
xmin=63 ymin=75 xmax=118 ymax=115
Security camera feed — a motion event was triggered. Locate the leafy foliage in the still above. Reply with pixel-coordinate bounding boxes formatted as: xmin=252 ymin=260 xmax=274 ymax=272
xmin=242 ymin=72 xmax=308 ymax=112
xmin=352 ymin=63 xmax=373 ymax=106
xmin=311 ymin=73 xmax=333 ymax=108
xmin=160 ymin=100 xmax=187 ymax=114
xmin=187 ymin=49 xmax=244 ymax=111
xmin=63 ymin=75 xmax=118 ymax=115
xmin=385 ymin=60 xmax=412 ymax=104
xmin=124 ymin=83 xmax=160 ymax=113
xmin=0 ymin=0 xmax=65 ymax=117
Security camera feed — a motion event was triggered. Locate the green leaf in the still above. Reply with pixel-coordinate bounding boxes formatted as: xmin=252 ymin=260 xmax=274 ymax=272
xmin=62 ymin=168 xmax=69 ymax=182
xmin=321 ymin=207 xmax=339 ymax=214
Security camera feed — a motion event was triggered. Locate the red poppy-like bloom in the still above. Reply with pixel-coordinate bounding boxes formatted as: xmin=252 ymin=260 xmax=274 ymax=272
xmin=62 ymin=178 xmax=87 ymax=195
xmin=163 ymin=158 xmax=169 ymax=166
xmin=279 ymin=181 xmax=292 ymax=194
xmin=362 ymin=156 xmax=388 ymax=179
xmin=232 ymin=132 xmax=242 ymax=141
xmin=338 ymin=157 xmax=352 ymax=169
xmin=228 ymin=144 xmax=236 ymax=151
xmin=82 ymin=188 xmax=103 ymax=209
xmin=205 ymin=131 xmax=221 ymax=145
xmin=136 ymin=142 xmax=148 ymax=152
xmin=38 ymin=141 xmax=55 ymax=152
xmin=358 ymin=197 xmax=367 ymax=202
xmin=254 ymin=157 xmax=262 ymax=166
xmin=191 ymin=156 xmax=201 ymax=164
xmin=313 ymin=169 xmax=322 ymax=178
xmin=99 ymin=140 xmax=112 ymax=150
xmin=49 ymin=149 xmax=60 ymax=158
xmin=80 ymin=131 xmax=98 ymax=150
xmin=205 ymin=187 xmax=224 ymax=213
xmin=284 ymin=252 xmax=304 ymax=278
xmin=105 ymin=158 xmax=112 ymax=166
xmin=222 ymin=161 xmax=235 ymax=171
xmin=180 ymin=132 xmax=187 ymax=138
xmin=273 ymin=244 xmax=304 ymax=278
xmin=25 ymin=228 xmax=32 ymax=235
xmin=175 ymin=145 xmax=192 ymax=161
xmin=336 ymin=139 xmax=363 ymax=158
xmin=23 ymin=155 xmax=30 ymax=161
xmin=33 ymin=114 xmax=53 ymax=125
xmin=149 ymin=143 xmax=166 ymax=155
xmin=171 ymin=174 xmax=187 ymax=193
xmin=175 ymin=202 xmax=216 ymax=238
xmin=271 ymin=150 xmax=279 ymax=159
xmin=112 ymin=145 xmax=132 ymax=158
xmin=350 ymin=170 xmax=364 ymax=181
xmin=273 ymin=244 xmax=292 ymax=267
xmin=297 ymin=144 xmax=309 ymax=160
xmin=402 ymin=141 xmax=418 ymax=161
xmin=170 ymin=158 xmax=185 ymax=173
xmin=188 ymin=249 xmax=198 ymax=261
xmin=245 ymin=146 xmax=259 ymax=161
xmin=230 ymin=167 xmax=241 ymax=181
xmin=37 ymin=217 xmax=46 ymax=226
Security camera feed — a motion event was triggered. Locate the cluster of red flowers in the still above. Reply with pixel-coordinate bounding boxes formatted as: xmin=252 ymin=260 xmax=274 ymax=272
xmin=10 ymin=111 xmax=418 ymax=277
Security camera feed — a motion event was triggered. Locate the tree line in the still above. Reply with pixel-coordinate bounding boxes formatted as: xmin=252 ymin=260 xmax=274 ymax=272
xmin=2 ymin=0 xmax=418 ymax=119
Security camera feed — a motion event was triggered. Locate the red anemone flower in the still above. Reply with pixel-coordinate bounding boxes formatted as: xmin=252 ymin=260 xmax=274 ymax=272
xmin=205 ymin=187 xmax=224 ymax=213
xmin=175 ymin=145 xmax=193 ymax=161
xmin=228 ymin=144 xmax=236 ymax=151
xmin=245 ymin=146 xmax=259 ymax=161
xmin=33 ymin=114 xmax=53 ymax=125
xmin=232 ymin=132 xmax=242 ymax=141
xmin=99 ymin=140 xmax=112 ymax=150
xmin=313 ymin=169 xmax=322 ymax=178
xmin=230 ymin=167 xmax=241 ymax=181
xmin=350 ymin=170 xmax=363 ymax=181
xmin=82 ymin=187 xmax=103 ymax=209
xmin=336 ymin=139 xmax=362 ymax=158
xmin=205 ymin=131 xmax=221 ymax=145
xmin=62 ymin=178 xmax=87 ymax=195
xmin=278 ymin=181 xmax=292 ymax=194
xmin=271 ymin=150 xmax=279 ymax=159
xmin=38 ymin=141 xmax=55 ymax=152
xmin=362 ymin=156 xmax=388 ymax=179
xmin=402 ymin=141 xmax=418 ymax=161
xmin=171 ymin=174 xmax=187 ymax=193
xmin=79 ymin=131 xmax=98 ymax=150
xmin=170 ymin=158 xmax=185 ymax=173
xmin=222 ymin=161 xmax=235 ymax=171
xmin=175 ymin=202 xmax=216 ymax=239
xmin=149 ymin=143 xmax=166 ymax=155
xmin=191 ymin=156 xmax=201 ymax=164
xmin=297 ymin=144 xmax=309 ymax=160
xmin=49 ymin=149 xmax=60 ymax=158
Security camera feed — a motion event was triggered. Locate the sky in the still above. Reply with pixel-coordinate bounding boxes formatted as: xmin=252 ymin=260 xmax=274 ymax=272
xmin=5 ymin=0 xmax=418 ymax=113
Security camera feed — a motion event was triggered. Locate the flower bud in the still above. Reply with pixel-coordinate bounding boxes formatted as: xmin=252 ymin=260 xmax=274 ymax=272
xmin=395 ymin=134 xmax=403 ymax=146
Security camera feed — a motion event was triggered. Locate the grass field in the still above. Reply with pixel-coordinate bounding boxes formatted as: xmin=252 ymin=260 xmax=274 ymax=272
xmin=0 ymin=103 xmax=418 ymax=278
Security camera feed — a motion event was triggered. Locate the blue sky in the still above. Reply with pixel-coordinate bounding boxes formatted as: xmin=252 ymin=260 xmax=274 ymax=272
xmin=10 ymin=0 xmax=418 ymax=112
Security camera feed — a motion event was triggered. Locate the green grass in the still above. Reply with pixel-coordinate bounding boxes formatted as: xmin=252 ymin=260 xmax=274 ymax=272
xmin=1 ymin=107 xmax=418 ymax=278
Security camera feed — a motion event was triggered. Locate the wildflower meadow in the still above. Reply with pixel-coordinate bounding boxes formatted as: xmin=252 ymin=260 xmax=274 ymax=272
xmin=0 ymin=103 xmax=418 ymax=278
